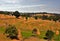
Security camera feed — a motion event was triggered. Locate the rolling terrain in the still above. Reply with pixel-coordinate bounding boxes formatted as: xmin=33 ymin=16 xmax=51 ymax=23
xmin=0 ymin=14 xmax=60 ymax=41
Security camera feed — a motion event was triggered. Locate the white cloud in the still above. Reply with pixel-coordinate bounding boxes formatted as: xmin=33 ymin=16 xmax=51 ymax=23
xmin=0 ymin=3 xmax=46 ymax=8
xmin=19 ymin=4 xmax=46 ymax=8
xmin=0 ymin=0 xmax=21 ymax=4
xmin=0 ymin=0 xmax=60 ymax=13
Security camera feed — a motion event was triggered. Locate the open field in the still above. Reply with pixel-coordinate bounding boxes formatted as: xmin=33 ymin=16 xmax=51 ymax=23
xmin=0 ymin=14 xmax=60 ymax=41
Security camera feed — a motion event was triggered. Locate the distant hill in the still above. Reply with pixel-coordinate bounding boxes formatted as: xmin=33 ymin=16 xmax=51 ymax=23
xmin=0 ymin=11 xmax=60 ymax=17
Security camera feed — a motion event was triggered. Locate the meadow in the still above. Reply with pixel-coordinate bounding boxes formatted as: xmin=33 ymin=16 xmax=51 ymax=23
xmin=0 ymin=14 xmax=60 ymax=41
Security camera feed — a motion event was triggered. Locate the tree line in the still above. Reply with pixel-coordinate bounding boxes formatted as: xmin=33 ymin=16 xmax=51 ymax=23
xmin=0 ymin=11 xmax=60 ymax=22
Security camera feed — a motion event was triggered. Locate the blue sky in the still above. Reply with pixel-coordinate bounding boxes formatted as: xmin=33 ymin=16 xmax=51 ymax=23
xmin=0 ymin=0 xmax=60 ymax=13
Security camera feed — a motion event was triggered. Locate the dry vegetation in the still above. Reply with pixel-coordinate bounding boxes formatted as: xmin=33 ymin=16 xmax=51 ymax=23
xmin=0 ymin=14 xmax=60 ymax=41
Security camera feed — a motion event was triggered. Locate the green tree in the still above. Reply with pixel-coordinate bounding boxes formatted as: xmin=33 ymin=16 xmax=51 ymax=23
xmin=5 ymin=25 xmax=18 ymax=40
xmin=13 ymin=11 xmax=20 ymax=18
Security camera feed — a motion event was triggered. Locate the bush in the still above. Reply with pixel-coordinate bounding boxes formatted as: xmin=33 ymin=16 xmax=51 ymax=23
xmin=5 ymin=25 xmax=18 ymax=40
xmin=47 ymin=16 xmax=54 ymax=20
xmin=32 ymin=28 xmax=37 ymax=34
xmin=41 ymin=15 xmax=48 ymax=20
xmin=48 ymin=16 xmax=59 ymax=22
xmin=34 ymin=16 xmax=38 ymax=20
xmin=25 ymin=16 xmax=28 ymax=21
xmin=45 ymin=30 xmax=54 ymax=41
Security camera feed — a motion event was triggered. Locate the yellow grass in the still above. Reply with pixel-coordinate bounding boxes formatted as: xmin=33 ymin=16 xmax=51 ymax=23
xmin=0 ymin=14 xmax=60 ymax=41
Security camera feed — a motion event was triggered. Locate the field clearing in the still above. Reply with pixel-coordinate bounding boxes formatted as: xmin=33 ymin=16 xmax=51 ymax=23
xmin=0 ymin=14 xmax=60 ymax=41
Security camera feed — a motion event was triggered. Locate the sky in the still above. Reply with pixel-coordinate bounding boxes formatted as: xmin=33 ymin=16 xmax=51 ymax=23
xmin=0 ymin=0 xmax=60 ymax=13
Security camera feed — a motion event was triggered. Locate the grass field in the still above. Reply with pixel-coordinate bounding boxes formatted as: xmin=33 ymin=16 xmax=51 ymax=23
xmin=0 ymin=14 xmax=60 ymax=41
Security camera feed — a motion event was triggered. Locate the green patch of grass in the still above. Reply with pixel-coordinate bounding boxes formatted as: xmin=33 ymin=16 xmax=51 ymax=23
xmin=21 ymin=30 xmax=46 ymax=39
xmin=21 ymin=30 xmax=33 ymax=38
xmin=0 ymin=27 xmax=5 ymax=33
xmin=54 ymin=32 xmax=60 ymax=41
xmin=38 ymin=31 xmax=46 ymax=39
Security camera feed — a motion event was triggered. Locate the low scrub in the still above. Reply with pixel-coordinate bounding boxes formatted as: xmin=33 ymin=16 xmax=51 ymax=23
xmin=5 ymin=25 xmax=19 ymax=40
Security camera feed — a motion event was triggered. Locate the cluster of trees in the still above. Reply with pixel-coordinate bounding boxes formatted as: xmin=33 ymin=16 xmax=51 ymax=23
xmin=0 ymin=11 xmax=60 ymax=22
xmin=41 ymin=15 xmax=60 ymax=22
xmin=12 ymin=11 xmax=32 ymax=19
xmin=34 ymin=15 xmax=60 ymax=22
xmin=0 ymin=11 xmax=12 ymax=15
xmin=13 ymin=11 xmax=60 ymax=22
xmin=0 ymin=11 xmax=20 ymax=18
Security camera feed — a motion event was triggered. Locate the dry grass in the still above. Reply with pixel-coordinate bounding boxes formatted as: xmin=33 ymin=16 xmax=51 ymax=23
xmin=0 ymin=14 xmax=60 ymax=41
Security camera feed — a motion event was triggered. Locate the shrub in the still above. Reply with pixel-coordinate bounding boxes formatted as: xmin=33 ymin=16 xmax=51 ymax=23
xmin=5 ymin=25 xmax=18 ymax=40
xmin=25 ymin=16 xmax=28 ymax=21
xmin=48 ymin=16 xmax=54 ymax=20
xmin=45 ymin=30 xmax=54 ymax=41
xmin=48 ymin=16 xmax=59 ymax=22
xmin=32 ymin=28 xmax=37 ymax=34
xmin=34 ymin=16 xmax=38 ymax=20
xmin=42 ymin=15 xmax=48 ymax=20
